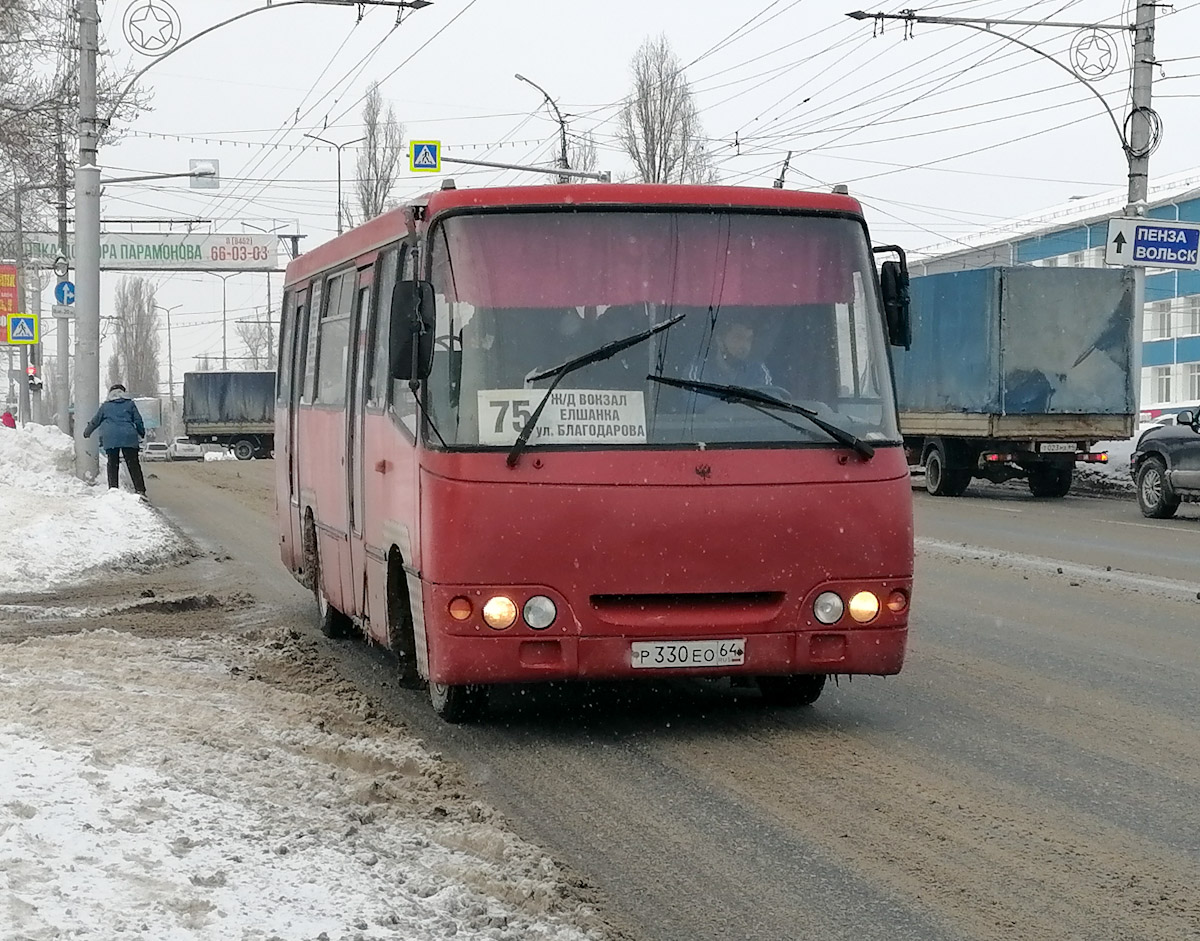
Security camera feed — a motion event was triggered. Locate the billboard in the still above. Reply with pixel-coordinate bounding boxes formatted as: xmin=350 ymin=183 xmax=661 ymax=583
xmin=1 ymin=233 xmax=279 ymax=271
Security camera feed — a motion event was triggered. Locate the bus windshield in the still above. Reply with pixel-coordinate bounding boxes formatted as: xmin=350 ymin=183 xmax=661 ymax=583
xmin=424 ymin=209 xmax=901 ymax=450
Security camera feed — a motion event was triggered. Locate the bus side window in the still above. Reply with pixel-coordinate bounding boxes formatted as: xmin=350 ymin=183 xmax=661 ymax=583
xmin=367 ymin=245 xmax=400 ymax=409
xmin=302 ymin=280 xmax=324 ymax=403
xmin=277 ymin=290 xmax=294 ymax=405
xmin=317 ymin=270 xmax=355 ymax=406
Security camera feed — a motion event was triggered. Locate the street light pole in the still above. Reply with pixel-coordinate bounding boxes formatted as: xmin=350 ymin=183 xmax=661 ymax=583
xmin=849 ymin=3 xmax=1158 ymax=413
xmin=210 ymin=273 xmax=238 ymax=369
xmin=72 ymin=0 xmax=431 ymax=479
xmin=305 ymin=134 xmax=365 ymax=235
xmin=154 ymin=303 xmax=181 ymax=424
xmin=515 ymin=73 xmax=570 ymax=183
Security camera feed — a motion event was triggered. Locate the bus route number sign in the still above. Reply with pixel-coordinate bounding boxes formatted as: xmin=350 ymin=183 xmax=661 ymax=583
xmin=477 ymin=389 xmax=648 ymax=446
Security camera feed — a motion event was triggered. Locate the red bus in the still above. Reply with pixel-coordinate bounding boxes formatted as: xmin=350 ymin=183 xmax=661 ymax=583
xmin=276 ymin=182 xmax=914 ymax=722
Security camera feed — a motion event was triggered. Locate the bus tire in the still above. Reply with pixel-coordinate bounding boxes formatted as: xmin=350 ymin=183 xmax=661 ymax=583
xmin=429 ymin=681 xmax=488 ymax=723
xmin=386 ymin=549 xmax=420 ymax=685
xmin=757 ymin=673 xmax=826 ymax=707
xmin=304 ymin=514 xmax=353 ymax=639
xmin=232 ymin=438 xmax=255 ymax=461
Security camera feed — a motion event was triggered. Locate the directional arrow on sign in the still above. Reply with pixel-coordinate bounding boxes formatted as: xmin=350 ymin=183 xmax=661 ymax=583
xmin=1112 ymin=232 xmax=1126 ymax=255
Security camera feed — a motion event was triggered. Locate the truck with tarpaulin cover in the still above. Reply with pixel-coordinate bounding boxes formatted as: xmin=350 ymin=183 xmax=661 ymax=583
xmin=182 ymin=370 xmax=275 ymax=460
xmin=894 ymin=266 xmax=1136 ymax=497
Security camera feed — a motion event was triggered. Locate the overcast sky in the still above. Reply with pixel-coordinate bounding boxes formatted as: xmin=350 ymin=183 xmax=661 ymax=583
xmin=52 ymin=0 xmax=1200 ymax=391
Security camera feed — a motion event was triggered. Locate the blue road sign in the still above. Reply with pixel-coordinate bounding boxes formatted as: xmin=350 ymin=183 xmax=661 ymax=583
xmin=410 ymin=140 xmax=441 ymax=173
xmin=6 ymin=315 xmax=38 ymax=344
xmin=54 ymin=280 xmax=76 ymax=305
xmin=1106 ymin=218 xmax=1200 ymax=269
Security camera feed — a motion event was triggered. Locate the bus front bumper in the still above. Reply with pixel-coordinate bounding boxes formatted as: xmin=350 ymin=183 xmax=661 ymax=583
xmin=426 ymin=627 xmax=907 ymax=686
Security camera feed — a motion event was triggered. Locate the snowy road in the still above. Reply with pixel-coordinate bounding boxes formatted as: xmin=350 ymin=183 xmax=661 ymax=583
xmin=7 ymin=456 xmax=1199 ymax=941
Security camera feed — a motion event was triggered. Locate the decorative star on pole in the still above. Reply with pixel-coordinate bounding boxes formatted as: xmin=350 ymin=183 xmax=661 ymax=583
xmin=122 ymin=0 xmax=181 ymax=56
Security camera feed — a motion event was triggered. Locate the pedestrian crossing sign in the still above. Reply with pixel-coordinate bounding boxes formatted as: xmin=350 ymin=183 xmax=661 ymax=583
xmin=4 ymin=314 xmax=37 ymax=344
xmin=409 ymin=140 xmax=441 ymax=173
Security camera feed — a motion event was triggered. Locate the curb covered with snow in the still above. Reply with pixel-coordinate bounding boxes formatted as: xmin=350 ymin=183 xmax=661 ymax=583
xmin=0 ymin=628 xmax=608 ymax=940
xmin=0 ymin=425 xmax=180 ymax=595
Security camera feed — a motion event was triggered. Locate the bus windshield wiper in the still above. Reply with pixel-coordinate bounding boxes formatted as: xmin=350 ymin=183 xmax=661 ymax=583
xmin=507 ymin=313 xmax=686 ymax=468
xmin=646 ymin=375 xmax=875 ymax=460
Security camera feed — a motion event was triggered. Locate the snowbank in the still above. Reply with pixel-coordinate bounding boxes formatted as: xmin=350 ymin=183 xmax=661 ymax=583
xmin=0 ymin=628 xmax=605 ymax=940
xmin=0 ymin=425 xmax=178 ymax=594
xmin=1077 ymin=422 xmax=1162 ymax=492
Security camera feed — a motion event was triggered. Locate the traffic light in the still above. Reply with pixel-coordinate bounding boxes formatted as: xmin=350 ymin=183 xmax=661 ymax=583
xmin=26 ymin=364 xmax=41 ymax=391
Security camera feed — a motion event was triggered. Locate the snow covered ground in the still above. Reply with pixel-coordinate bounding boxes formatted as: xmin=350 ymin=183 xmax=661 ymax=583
xmin=0 ymin=425 xmax=179 ymax=594
xmin=0 ymin=426 xmax=610 ymax=941
xmin=1076 ymin=422 xmax=1162 ymax=492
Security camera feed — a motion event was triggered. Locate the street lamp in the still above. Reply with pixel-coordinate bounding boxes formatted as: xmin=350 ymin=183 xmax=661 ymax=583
xmin=208 ymin=273 xmax=239 ymax=369
xmin=305 ymin=133 xmax=365 ymax=235
xmin=515 ymin=73 xmax=569 ymax=183
xmin=154 ymin=302 xmax=182 ymax=426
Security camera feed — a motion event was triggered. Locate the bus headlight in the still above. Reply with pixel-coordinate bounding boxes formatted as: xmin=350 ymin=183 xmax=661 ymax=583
xmin=482 ymin=596 xmax=517 ymax=630
xmin=523 ymin=595 xmax=557 ymax=630
xmin=848 ymin=591 xmax=880 ymax=623
xmin=813 ymin=592 xmax=844 ymax=624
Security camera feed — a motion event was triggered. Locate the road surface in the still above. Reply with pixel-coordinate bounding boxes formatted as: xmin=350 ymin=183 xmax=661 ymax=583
xmin=122 ymin=464 xmax=1200 ymax=940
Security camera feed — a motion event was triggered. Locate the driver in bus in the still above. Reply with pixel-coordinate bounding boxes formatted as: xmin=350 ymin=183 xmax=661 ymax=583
xmin=691 ymin=318 xmax=773 ymax=388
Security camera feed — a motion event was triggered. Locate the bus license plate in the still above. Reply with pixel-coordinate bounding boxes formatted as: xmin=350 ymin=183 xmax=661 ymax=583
xmin=631 ymin=639 xmax=745 ymax=669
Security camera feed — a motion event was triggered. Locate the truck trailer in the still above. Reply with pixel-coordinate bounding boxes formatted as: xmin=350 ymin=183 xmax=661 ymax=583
xmin=182 ymin=370 xmax=275 ymax=460
xmin=893 ymin=266 xmax=1135 ymax=497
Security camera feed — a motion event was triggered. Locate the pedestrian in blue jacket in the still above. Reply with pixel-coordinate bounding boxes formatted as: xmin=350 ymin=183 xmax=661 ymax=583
xmin=83 ymin=383 xmax=148 ymax=495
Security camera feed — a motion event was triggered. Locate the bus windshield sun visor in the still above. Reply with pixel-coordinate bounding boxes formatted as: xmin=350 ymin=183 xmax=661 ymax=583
xmin=506 ymin=313 xmax=686 ymax=468
xmin=645 ymin=375 xmax=875 ymax=460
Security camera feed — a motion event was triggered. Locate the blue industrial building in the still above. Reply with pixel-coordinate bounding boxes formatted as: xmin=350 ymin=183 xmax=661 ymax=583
xmin=913 ymin=169 xmax=1200 ymax=417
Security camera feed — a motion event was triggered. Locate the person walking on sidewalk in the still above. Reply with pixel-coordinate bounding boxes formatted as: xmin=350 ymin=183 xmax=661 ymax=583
xmin=82 ymin=383 xmax=148 ymax=495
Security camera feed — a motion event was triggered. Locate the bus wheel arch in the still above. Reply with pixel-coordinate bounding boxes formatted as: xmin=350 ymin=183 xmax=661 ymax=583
xmin=386 ymin=547 xmax=421 ymax=684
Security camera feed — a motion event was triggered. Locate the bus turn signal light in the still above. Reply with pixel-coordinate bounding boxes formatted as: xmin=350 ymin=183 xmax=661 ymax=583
xmin=886 ymin=590 xmax=908 ymax=614
xmin=448 ymin=597 xmax=473 ymax=620
xmin=848 ymin=591 xmax=880 ymax=623
xmin=483 ymin=596 xmax=518 ymax=630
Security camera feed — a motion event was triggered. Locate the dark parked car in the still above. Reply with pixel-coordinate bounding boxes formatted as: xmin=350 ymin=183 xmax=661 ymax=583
xmin=1130 ymin=409 xmax=1200 ymax=518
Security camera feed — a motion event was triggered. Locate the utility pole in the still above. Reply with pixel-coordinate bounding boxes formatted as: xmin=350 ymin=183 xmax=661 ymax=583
xmin=155 ymin=303 xmax=181 ymax=429
xmin=1125 ymin=0 xmax=1157 ymax=403
xmin=75 ymin=0 xmax=101 ymax=480
xmin=56 ymin=110 xmax=71 ymax=435
xmin=13 ymin=178 xmax=30 ymax=425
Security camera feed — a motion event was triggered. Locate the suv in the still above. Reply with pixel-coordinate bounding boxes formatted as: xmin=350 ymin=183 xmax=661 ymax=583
xmin=1130 ymin=410 xmax=1200 ymax=518
xmin=168 ymin=435 xmax=203 ymax=461
xmin=142 ymin=441 xmax=171 ymax=462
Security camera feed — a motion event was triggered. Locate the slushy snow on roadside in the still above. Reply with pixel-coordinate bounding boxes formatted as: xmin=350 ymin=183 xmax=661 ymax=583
xmin=0 ymin=424 xmax=177 ymax=593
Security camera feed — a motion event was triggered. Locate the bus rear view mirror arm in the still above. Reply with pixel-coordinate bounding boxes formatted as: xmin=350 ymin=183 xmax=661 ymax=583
xmin=391 ymin=281 xmax=437 ymax=383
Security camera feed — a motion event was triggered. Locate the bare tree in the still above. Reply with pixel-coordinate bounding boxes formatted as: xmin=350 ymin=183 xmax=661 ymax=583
xmin=193 ymin=355 xmax=216 ymax=372
xmin=617 ymin=35 xmax=715 ymax=185
xmin=2 ymin=0 xmax=149 ymax=186
xmin=109 ymin=276 xmax=160 ymax=396
xmin=235 ymin=316 xmax=275 ymax=370
xmin=343 ymin=82 xmax=404 ymax=227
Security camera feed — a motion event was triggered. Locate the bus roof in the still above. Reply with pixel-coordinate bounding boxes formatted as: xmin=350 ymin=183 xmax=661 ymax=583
xmin=425 ymin=182 xmax=864 ymax=218
xmin=284 ymin=183 xmax=866 ymax=288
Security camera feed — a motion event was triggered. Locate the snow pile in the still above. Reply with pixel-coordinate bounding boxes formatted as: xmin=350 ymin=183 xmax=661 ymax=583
xmin=0 ymin=425 xmax=178 ymax=594
xmin=204 ymin=450 xmax=238 ymax=462
xmin=0 ymin=628 xmax=606 ymax=940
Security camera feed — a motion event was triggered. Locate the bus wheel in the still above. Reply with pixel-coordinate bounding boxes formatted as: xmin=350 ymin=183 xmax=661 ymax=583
xmin=757 ymin=674 xmax=826 ymax=707
xmin=429 ymin=681 xmax=488 ymax=723
xmin=304 ymin=516 xmax=353 ymax=639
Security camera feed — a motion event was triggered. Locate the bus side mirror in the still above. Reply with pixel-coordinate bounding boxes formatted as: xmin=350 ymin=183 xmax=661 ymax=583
xmin=873 ymin=245 xmax=911 ymax=350
xmin=390 ymin=281 xmax=436 ymax=382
